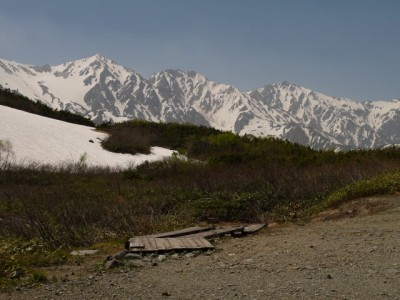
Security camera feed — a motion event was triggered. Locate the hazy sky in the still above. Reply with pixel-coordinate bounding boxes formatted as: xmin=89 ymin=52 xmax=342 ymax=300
xmin=0 ymin=0 xmax=399 ymax=101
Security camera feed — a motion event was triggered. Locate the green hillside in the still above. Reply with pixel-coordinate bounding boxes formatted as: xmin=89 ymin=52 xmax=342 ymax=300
xmin=1 ymin=118 xmax=400 ymax=288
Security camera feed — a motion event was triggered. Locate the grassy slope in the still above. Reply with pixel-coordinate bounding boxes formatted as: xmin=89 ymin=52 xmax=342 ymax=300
xmin=2 ymin=112 xmax=400 ymax=288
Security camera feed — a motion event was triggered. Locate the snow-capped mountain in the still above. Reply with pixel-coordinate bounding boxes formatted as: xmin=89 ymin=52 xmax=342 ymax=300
xmin=1 ymin=54 xmax=399 ymax=150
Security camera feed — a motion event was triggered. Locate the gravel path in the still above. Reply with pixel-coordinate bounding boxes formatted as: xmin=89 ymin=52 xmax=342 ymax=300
xmin=2 ymin=195 xmax=399 ymax=300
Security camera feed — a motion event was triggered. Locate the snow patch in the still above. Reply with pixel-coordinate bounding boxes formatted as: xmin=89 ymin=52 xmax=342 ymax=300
xmin=0 ymin=106 xmax=174 ymax=168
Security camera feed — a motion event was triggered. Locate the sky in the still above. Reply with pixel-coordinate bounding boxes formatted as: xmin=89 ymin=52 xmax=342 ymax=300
xmin=0 ymin=0 xmax=399 ymax=101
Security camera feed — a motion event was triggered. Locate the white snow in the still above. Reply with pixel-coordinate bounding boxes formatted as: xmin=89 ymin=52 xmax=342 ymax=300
xmin=2 ymin=54 xmax=400 ymax=150
xmin=0 ymin=55 xmax=137 ymax=110
xmin=0 ymin=105 xmax=174 ymax=168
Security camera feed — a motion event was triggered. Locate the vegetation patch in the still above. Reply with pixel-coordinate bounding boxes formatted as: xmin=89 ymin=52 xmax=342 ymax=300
xmin=0 ymin=88 xmax=94 ymax=126
xmin=1 ymin=118 xmax=400 ymax=289
xmin=0 ymin=239 xmax=67 ymax=289
xmin=312 ymin=170 xmax=400 ymax=213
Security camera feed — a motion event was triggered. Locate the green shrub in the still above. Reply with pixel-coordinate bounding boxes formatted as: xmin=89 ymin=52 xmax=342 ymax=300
xmin=30 ymin=270 xmax=48 ymax=283
xmin=314 ymin=169 xmax=400 ymax=212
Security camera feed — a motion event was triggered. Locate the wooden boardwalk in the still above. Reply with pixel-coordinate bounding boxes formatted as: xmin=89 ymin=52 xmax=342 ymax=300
xmin=127 ymin=223 xmax=265 ymax=253
xmin=185 ymin=226 xmax=245 ymax=238
xmin=243 ymin=223 xmax=266 ymax=234
xmin=147 ymin=226 xmax=214 ymax=238
xmin=129 ymin=236 xmax=214 ymax=252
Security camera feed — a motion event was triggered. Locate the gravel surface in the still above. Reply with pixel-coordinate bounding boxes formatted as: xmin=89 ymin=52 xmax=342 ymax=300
xmin=2 ymin=195 xmax=399 ymax=300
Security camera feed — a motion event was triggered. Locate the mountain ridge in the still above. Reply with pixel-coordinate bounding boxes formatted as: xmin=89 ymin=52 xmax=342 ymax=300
xmin=1 ymin=54 xmax=399 ymax=150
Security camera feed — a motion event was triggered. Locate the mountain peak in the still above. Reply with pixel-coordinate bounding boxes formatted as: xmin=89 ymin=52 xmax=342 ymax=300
xmin=278 ymin=81 xmax=297 ymax=88
xmin=93 ymin=53 xmax=107 ymax=60
xmin=82 ymin=53 xmax=111 ymax=65
xmin=1 ymin=55 xmax=400 ymax=150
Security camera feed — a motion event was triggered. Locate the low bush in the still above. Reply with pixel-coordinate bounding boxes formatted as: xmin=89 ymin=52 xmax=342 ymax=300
xmin=316 ymin=169 xmax=400 ymax=211
xmin=29 ymin=270 xmax=48 ymax=283
xmin=1 ymin=121 xmax=400 ymax=252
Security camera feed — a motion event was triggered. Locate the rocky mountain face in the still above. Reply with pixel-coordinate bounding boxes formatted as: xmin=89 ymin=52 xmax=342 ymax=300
xmin=1 ymin=54 xmax=399 ymax=150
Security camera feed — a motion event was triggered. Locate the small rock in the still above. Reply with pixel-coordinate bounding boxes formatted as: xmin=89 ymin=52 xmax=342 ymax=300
xmin=105 ymin=259 xmax=124 ymax=269
xmin=125 ymin=253 xmax=143 ymax=260
xmin=327 ymin=274 xmax=333 ymax=279
xmin=113 ymin=249 xmax=129 ymax=260
xmin=184 ymin=252 xmax=195 ymax=258
xmin=171 ymin=253 xmax=180 ymax=259
xmin=152 ymin=260 xmax=158 ymax=267
xmin=126 ymin=260 xmax=145 ymax=268
xmin=157 ymin=255 xmax=167 ymax=262
xmin=370 ymin=246 xmax=379 ymax=252
xmin=162 ymin=292 xmax=171 ymax=296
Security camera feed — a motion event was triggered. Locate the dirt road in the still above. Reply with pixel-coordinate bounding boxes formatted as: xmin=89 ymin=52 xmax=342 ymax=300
xmin=2 ymin=195 xmax=399 ymax=299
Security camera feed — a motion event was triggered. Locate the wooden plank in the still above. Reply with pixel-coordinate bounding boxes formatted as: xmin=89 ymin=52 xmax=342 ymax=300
xmin=187 ymin=226 xmax=245 ymax=239
xmin=163 ymin=238 xmax=173 ymax=249
xmin=149 ymin=226 xmax=214 ymax=238
xmin=192 ymin=237 xmax=214 ymax=249
xmin=179 ymin=237 xmax=214 ymax=249
xmin=147 ymin=237 xmax=158 ymax=251
xmin=243 ymin=224 xmax=266 ymax=234
xmin=188 ymin=237 xmax=201 ymax=248
xmin=166 ymin=238 xmax=181 ymax=249
xmin=154 ymin=238 xmax=166 ymax=251
xmin=185 ymin=237 xmax=199 ymax=248
xmin=175 ymin=238 xmax=187 ymax=249
xmin=130 ymin=237 xmax=145 ymax=249
xmin=129 ymin=236 xmax=214 ymax=252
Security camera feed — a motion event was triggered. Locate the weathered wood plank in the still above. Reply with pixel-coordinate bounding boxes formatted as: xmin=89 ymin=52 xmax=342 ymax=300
xmin=189 ymin=237 xmax=201 ymax=248
xmin=129 ymin=236 xmax=214 ymax=252
xmin=154 ymin=238 xmax=166 ymax=250
xmin=175 ymin=238 xmax=186 ymax=249
xmin=243 ymin=224 xmax=266 ymax=234
xmin=186 ymin=226 xmax=245 ymax=239
xmin=147 ymin=238 xmax=157 ymax=251
xmin=186 ymin=238 xmax=198 ymax=248
xmin=148 ymin=226 xmax=214 ymax=238
xmin=167 ymin=238 xmax=181 ymax=249
xmin=163 ymin=238 xmax=173 ymax=249
xmin=130 ymin=237 xmax=145 ymax=249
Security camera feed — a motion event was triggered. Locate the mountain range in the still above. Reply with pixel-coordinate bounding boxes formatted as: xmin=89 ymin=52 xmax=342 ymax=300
xmin=1 ymin=54 xmax=399 ymax=150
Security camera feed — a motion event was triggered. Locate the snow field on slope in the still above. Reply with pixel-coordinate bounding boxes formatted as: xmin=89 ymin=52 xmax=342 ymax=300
xmin=0 ymin=105 xmax=174 ymax=168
